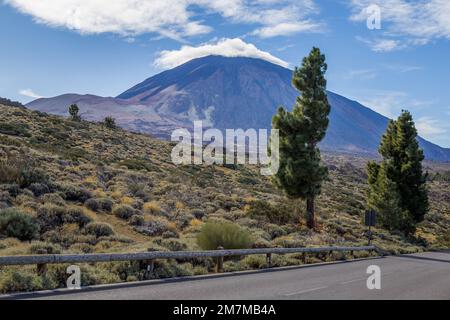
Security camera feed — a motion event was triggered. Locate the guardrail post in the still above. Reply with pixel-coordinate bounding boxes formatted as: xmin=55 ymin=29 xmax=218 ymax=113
xmin=266 ymin=253 xmax=272 ymax=268
xmin=216 ymin=246 xmax=224 ymax=273
xmin=37 ymin=263 xmax=47 ymax=276
xmin=302 ymin=253 xmax=307 ymax=264
xmin=145 ymin=260 xmax=154 ymax=278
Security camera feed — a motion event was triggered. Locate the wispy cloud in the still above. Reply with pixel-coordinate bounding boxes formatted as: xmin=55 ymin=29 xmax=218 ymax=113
xmin=19 ymin=89 xmax=44 ymax=99
xmin=154 ymin=38 xmax=289 ymax=69
xmin=251 ymin=21 xmax=322 ymax=38
xmin=344 ymin=68 xmax=377 ymax=80
xmin=356 ymin=36 xmax=403 ymax=52
xmin=276 ymin=44 xmax=296 ymax=52
xmin=350 ymin=0 xmax=450 ymax=51
xmin=5 ymin=0 xmax=322 ymax=40
xmin=356 ymin=90 xmax=408 ymax=118
xmin=416 ymin=116 xmax=448 ymax=137
xmin=382 ymin=64 xmax=423 ymax=73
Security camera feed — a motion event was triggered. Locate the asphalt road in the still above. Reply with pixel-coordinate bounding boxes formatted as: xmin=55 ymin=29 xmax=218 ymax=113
xmin=3 ymin=251 xmax=450 ymax=300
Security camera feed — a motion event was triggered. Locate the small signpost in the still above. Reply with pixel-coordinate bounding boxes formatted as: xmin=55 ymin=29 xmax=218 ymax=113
xmin=365 ymin=210 xmax=376 ymax=245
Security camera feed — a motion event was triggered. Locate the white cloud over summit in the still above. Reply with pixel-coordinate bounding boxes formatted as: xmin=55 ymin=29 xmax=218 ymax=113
xmin=154 ymin=38 xmax=289 ymax=69
xmin=5 ymin=0 xmax=321 ymax=40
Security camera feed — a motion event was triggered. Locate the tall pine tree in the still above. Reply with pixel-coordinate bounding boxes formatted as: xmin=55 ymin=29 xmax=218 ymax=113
xmin=272 ymin=47 xmax=330 ymax=229
xmin=367 ymin=110 xmax=428 ymax=234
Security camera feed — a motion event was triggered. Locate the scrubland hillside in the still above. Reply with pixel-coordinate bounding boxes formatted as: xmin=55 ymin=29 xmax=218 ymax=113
xmin=0 ymin=103 xmax=449 ymax=293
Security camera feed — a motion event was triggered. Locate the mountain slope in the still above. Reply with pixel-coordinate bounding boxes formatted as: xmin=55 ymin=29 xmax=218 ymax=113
xmin=1 ymin=101 xmax=449 ymax=294
xmin=28 ymin=55 xmax=450 ymax=161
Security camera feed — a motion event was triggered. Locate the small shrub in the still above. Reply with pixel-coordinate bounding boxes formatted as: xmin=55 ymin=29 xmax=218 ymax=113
xmin=196 ymin=221 xmax=253 ymax=250
xmin=0 ymin=270 xmax=43 ymax=293
xmin=56 ymin=182 xmax=92 ymax=202
xmin=83 ymin=222 xmax=115 ymax=237
xmin=0 ymin=135 xmax=23 ymax=146
xmin=85 ymin=198 xmax=114 ymax=213
xmin=0 ymin=208 xmax=40 ymax=241
xmin=36 ymin=204 xmax=91 ymax=232
xmin=128 ymin=183 xmax=150 ymax=201
xmin=0 ymin=152 xmax=47 ymax=187
xmin=143 ymin=201 xmax=161 ymax=215
xmin=98 ymin=198 xmax=114 ymax=212
xmin=113 ymin=204 xmax=138 ymax=220
xmin=28 ymin=241 xmax=62 ymax=254
xmin=84 ymin=198 xmax=100 ymax=212
xmin=69 ymin=243 xmax=94 ymax=254
xmin=129 ymin=215 xmax=144 ymax=226
xmin=0 ymin=191 xmax=11 ymax=205
xmin=103 ymin=116 xmax=116 ymax=129
xmin=190 ymin=209 xmax=205 ymax=219
xmin=1 ymin=184 xmax=20 ymax=197
xmin=245 ymin=200 xmax=298 ymax=225
xmin=159 ymin=239 xmax=186 ymax=251
xmin=66 ymin=207 xmax=91 ymax=227
xmin=0 ymin=122 xmax=30 ymax=137
xmin=134 ymin=217 xmax=174 ymax=237
xmin=162 ymin=230 xmax=179 ymax=238
xmin=242 ymin=255 xmax=266 ymax=269
xmin=40 ymin=193 xmax=66 ymax=206
xmin=118 ymin=158 xmax=157 ymax=172
xmin=190 ymin=219 xmax=203 ymax=228
xmin=265 ymin=224 xmax=287 ymax=239
xmin=28 ymin=183 xmax=50 ymax=197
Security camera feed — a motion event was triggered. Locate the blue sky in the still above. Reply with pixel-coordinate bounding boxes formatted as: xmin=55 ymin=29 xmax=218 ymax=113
xmin=1 ymin=0 xmax=449 ymax=147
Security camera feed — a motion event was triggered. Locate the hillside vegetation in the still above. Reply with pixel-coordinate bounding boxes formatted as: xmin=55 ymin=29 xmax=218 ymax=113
xmin=0 ymin=103 xmax=449 ymax=293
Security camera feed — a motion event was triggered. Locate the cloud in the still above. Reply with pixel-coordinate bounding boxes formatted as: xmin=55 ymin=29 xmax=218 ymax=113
xmin=415 ymin=117 xmax=447 ymax=136
xmin=154 ymin=38 xmax=289 ymax=69
xmin=252 ymin=21 xmax=321 ymax=38
xmin=382 ymin=64 xmax=423 ymax=73
xmin=356 ymin=90 xmax=408 ymax=118
xmin=5 ymin=0 xmax=321 ymax=40
xmin=356 ymin=36 xmax=402 ymax=52
xmin=19 ymin=89 xmax=44 ymax=99
xmin=350 ymin=0 xmax=450 ymax=51
xmin=369 ymin=39 xmax=402 ymax=52
xmin=344 ymin=68 xmax=377 ymax=80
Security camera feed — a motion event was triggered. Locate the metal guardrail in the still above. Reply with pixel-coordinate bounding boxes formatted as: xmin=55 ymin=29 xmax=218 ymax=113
xmin=0 ymin=245 xmax=378 ymax=274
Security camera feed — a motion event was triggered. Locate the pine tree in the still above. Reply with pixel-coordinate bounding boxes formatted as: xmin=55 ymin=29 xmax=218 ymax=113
xmin=272 ymin=47 xmax=330 ymax=229
xmin=366 ymin=110 xmax=428 ymax=234
xmin=367 ymin=163 xmax=413 ymax=232
xmin=68 ymin=104 xmax=81 ymax=122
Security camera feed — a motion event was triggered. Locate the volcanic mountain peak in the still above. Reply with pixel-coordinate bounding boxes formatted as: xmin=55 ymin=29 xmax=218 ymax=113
xmin=27 ymin=55 xmax=450 ymax=161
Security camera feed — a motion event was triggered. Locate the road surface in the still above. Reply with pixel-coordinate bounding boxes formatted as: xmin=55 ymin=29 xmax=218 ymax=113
xmin=2 ymin=251 xmax=450 ymax=300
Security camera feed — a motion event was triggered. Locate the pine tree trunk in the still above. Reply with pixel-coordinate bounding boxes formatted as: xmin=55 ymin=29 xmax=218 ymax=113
xmin=306 ymin=196 xmax=316 ymax=229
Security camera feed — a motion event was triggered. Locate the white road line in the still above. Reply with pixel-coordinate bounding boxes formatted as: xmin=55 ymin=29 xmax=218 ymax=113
xmin=283 ymin=286 xmax=328 ymax=297
xmin=340 ymin=278 xmax=366 ymax=284
xmin=339 ymin=271 xmax=396 ymax=285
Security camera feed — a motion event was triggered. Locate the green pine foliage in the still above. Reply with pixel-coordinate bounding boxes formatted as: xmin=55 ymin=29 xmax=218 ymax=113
xmin=272 ymin=47 xmax=330 ymax=229
xmin=366 ymin=110 xmax=428 ymax=234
